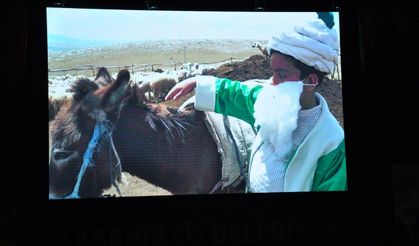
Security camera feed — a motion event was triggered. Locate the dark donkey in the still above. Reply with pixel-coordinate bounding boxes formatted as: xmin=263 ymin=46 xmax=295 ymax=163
xmin=49 ymin=68 xmax=222 ymax=198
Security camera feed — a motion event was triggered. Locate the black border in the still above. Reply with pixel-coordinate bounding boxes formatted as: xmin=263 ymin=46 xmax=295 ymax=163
xmin=9 ymin=0 xmax=407 ymax=245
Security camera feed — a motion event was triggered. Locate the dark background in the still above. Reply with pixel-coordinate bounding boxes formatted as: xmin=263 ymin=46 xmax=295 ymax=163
xmin=3 ymin=0 xmax=419 ymax=245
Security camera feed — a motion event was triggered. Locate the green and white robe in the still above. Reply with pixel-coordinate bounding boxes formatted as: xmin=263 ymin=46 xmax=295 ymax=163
xmin=194 ymin=76 xmax=347 ymax=192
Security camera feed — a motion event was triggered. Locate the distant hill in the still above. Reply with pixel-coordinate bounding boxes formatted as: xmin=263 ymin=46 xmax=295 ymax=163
xmin=48 ymin=35 xmax=119 ymax=52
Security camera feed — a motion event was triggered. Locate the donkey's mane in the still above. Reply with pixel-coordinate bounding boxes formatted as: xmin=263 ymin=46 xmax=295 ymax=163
xmin=69 ymin=78 xmax=98 ymax=102
xmin=142 ymin=102 xmax=196 ymax=143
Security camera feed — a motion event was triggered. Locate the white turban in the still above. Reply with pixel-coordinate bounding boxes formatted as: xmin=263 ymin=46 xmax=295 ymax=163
xmin=267 ymin=18 xmax=339 ymax=74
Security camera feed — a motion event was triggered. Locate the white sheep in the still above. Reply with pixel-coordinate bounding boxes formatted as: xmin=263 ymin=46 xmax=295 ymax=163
xmin=177 ymin=70 xmax=192 ymax=82
xmin=252 ymin=41 xmax=270 ymax=59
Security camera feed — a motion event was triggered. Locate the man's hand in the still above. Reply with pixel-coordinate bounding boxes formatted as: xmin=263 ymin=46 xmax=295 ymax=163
xmin=165 ymin=78 xmax=197 ymax=101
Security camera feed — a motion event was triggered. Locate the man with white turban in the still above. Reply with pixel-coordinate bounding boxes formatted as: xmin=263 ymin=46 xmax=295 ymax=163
xmin=165 ymin=12 xmax=346 ymax=192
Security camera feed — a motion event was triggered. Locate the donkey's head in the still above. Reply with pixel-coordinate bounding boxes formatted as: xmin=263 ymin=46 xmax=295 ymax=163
xmin=49 ymin=68 xmax=131 ymax=198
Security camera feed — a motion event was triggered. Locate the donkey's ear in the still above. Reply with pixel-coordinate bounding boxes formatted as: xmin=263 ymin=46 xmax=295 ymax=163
xmin=95 ymin=67 xmax=114 ymax=86
xmin=68 ymin=78 xmax=99 ymax=102
xmin=100 ymin=69 xmax=131 ymax=110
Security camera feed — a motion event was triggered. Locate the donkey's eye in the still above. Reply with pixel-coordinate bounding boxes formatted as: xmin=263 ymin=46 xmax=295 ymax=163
xmin=54 ymin=151 xmax=73 ymax=160
xmin=52 ymin=149 xmax=78 ymax=162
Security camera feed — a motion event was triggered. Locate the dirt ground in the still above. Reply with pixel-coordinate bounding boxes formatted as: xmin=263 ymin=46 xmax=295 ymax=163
xmin=102 ymin=172 xmax=173 ymax=197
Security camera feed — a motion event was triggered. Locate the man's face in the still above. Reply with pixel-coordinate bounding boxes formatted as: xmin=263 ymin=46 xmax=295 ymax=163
xmin=270 ymin=52 xmax=301 ymax=85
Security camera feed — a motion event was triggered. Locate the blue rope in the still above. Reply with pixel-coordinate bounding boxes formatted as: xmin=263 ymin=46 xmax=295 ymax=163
xmin=66 ymin=121 xmax=109 ymax=199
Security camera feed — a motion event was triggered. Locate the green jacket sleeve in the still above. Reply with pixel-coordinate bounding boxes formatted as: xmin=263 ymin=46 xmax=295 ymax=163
xmin=214 ymin=78 xmax=263 ymax=126
xmin=312 ymin=140 xmax=347 ymax=191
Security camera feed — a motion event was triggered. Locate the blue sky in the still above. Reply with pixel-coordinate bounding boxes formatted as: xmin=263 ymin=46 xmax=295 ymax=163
xmin=47 ymin=8 xmax=340 ymax=42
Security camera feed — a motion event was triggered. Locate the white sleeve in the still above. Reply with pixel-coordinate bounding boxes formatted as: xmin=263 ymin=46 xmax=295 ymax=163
xmin=194 ymin=76 xmax=218 ymax=112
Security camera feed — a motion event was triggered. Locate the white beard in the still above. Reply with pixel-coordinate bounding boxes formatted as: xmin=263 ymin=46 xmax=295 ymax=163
xmin=253 ymin=81 xmax=303 ymax=160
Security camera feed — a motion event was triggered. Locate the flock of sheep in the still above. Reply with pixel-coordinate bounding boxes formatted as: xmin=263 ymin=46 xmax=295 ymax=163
xmin=132 ymin=62 xmax=210 ymax=102
xmin=48 ymin=62 xmax=212 ymax=120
